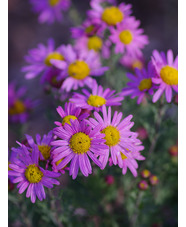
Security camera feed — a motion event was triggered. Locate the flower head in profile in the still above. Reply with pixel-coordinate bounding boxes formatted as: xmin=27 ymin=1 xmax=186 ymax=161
xmin=109 ymin=17 xmax=149 ymax=56
xmin=22 ymin=39 xmax=66 ymax=80
xmin=54 ymin=102 xmax=89 ymax=127
xmin=8 ymin=144 xmax=60 ymax=203
xmin=151 ymin=49 xmax=178 ymax=103
xmin=122 ymin=62 xmax=156 ymax=104
xmin=87 ymin=106 xmax=144 ymax=169
xmin=51 ymin=119 xmax=107 ymax=179
xmin=29 ymin=0 xmax=71 ymax=24
xmin=51 ymin=45 xmax=108 ymax=91
xmin=8 ymin=83 xmax=35 ymax=123
xmin=70 ymin=80 xmax=124 ymax=111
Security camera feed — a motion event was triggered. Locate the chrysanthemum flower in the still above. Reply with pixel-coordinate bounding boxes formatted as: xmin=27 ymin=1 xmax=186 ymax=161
xmin=29 ymin=0 xmax=71 ymax=24
xmin=151 ymin=49 xmax=178 ymax=103
xmin=87 ymin=106 xmax=144 ymax=169
xmin=51 ymin=119 xmax=107 ymax=179
xmin=141 ymin=169 xmax=151 ymax=178
xmin=138 ymin=180 xmax=148 ymax=190
xmin=122 ymin=62 xmax=156 ymax=104
xmin=8 ymin=83 xmax=35 ymax=123
xmin=25 ymin=131 xmax=54 ymax=167
xmin=22 ymin=39 xmax=66 ymax=80
xmin=50 ymin=45 xmax=108 ymax=91
xmin=87 ymin=2 xmax=132 ymax=30
xmin=8 ymin=144 xmax=60 ymax=203
xmin=70 ymin=80 xmax=124 ymax=111
xmin=120 ymin=54 xmax=145 ymax=70
xmin=149 ymin=175 xmax=159 ymax=186
xmin=109 ymin=17 xmax=149 ymax=56
xmin=54 ymin=102 xmax=89 ymax=127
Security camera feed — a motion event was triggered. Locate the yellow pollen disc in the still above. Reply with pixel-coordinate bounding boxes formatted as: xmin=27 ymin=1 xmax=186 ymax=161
xmin=70 ymin=132 xmax=91 ymax=154
xmin=25 ymin=164 xmax=43 ymax=183
xmin=101 ymin=126 xmax=120 ymax=147
xmin=120 ymin=152 xmax=127 ymax=160
xmin=38 ymin=145 xmax=51 ymax=160
xmin=138 ymin=78 xmax=152 ymax=91
xmin=62 ymin=115 xmax=77 ymax=126
xmin=85 ymin=25 xmax=95 ymax=34
xmin=102 ymin=7 xmax=124 ymax=26
xmin=87 ymin=36 xmax=103 ymax=52
xmin=45 ymin=52 xmax=64 ymax=66
xmin=68 ymin=60 xmax=90 ymax=80
xmin=143 ymin=169 xmax=150 ymax=177
xmin=49 ymin=0 xmax=60 ymax=7
xmin=119 ymin=30 xmax=133 ymax=45
xmin=9 ymin=100 xmax=26 ymax=115
xmin=87 ymin=95 xmax=106 ymax=107
xmin=160 ymin=66 xmax=178 ymax=85
xmin=132 ymin=60 xmax=143 ymax=70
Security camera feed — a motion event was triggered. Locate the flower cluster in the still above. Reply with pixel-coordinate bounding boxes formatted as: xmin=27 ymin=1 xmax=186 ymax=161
xmin=138 ymin=169 xmax=159 ymax=190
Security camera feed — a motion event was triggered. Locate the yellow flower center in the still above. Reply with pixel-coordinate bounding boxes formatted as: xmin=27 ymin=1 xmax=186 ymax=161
xmin=38 ymin=145 xmax=51 ymax=160
xmin=70 ymin=132 xmax=91 ymax=154
xmin=25 ymin=164 xmax=43 ymax=183
xmin=160 ymin=66 xmax=178 ymax=85
xmin=68 ymin=60 xmax=90 ymax=80
xmin=85 ymin=25 xmax=95 ymax=34
xmin=120 ymin=152 xmax=127 ymax=160
xmin=9 ymin=100 xmax=26 ymax=115
xmin=49 ymin=0 xmax=60 ymax=7
xmin=138 ymin=78 xmax=152 ymax=91
xmin=102 ymin=7 xmax=124 ymax=26
xmin=62 ymin=115 xmax=77 ymax=126
xmin=101 ymin=126 xmax=120 ymax=146
xmin=87 ymin=95 xmax=106 ymax=107
xmin=132 ymin=60 xmax=143 ymax=70
xmin=87 ymin=36 xmax=103 ymax=52
xmin=119 ymin=30 xmax=133 ymax=45
xmin=45 ymin=52 xmax=64 ymax=66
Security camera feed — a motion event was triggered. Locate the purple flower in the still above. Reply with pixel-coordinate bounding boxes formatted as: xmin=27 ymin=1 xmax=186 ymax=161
xmin=51 ymin=119 xmax=107 ymax=179
xmin=22 ymin=38 xmax=66 ymax=80
xmin=29 ymin=0 xmax=71 ymax=24
xmin=54 ymin=102 xmax=89 ymax=127
xmin=8 ymin=144 xmax=60 ymax=203
xmin=70 ymin=80 xmax=124 ymax=111
xmin=151 ymin=49 xmax=178 ymax=103
xmin=122 ymin=62 xmax=157 ymax=104
xmin=8 ymin=83 xmax=35 ymax=123
xmin=50 ymin=45 xmax=109 ymax=91
xmin=120 ymin=54 xmax=145 ymax=71
xmin=87 ymin=106 xmax=144 ymax=169
xmin=109 ymin=16 xmax=149 ymax=57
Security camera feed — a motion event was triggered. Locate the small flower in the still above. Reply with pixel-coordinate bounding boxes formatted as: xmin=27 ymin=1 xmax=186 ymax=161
xmin=70 ymin=80 xmax=124 ymax=111
xmin=105 ymin=175 xmax=115 ymax=185
xmin=122 ymin=62 xmax=156 ymax=104
xmin=8 ymin=144 xmax=60 ymax=203
xmin=51 ymin=45 xmax=108 ymax=91
xmin=87 ymin=105 xmax=144 ymax=169
xmin=141 ymin=169 xmax=151 ymax=178
xmin=151 ymin=49 xmax=178 ymax=103
xmin=169 ymin=145 xmax=178 ymax=157
xmin=22 ymin=39 xmax=66 ymax=80
xmin=29 ymin=0 xmax=71 ymax=24
xmin=109 ymin=17 xmax=149 ymax=56
xmin=8 ymin=83 xmax=35 ymax=123
xmin=51 ymin=119 xmax=107 ymax=179
xmin=120 ymin=54 xmax=145 ymax=70
xmin=149 ymin=175 xmax=159 ymax=186
xmin=54 ymin=102 xmax=89 ymax=127
xmin=138 ymin=180 xmax=148 ymax=190
xmin=136 ymin=127 xmax=148 ymax=140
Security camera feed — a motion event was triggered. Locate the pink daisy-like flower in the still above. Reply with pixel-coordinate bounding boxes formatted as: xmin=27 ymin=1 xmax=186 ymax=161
xmin=109 ymin=16 xmax=149 ymax=56
xmin=87 ymin=2 xmax=132 ymax=30
xmin=54 ymin=102 xmax=89 ymax=127
xmin=50 ymin=45 xmax=109 ymax=91
xmin=120 ymin=53 xmax=145 ymax=71
xmin=22 ymin=38 xmax=66 ymax=80
xmin=8 ymin=144 xmax=60 ymax=203
xmin=29 ymin=0 xmax=71 ymax=24
xmin=151 ymin=49 xmax=178 ymax=103
xmin=8 ymin=83 xmax=36 ymax=123
xmin=90 ymin=0 xmax=117 ymax=5
xmin=122 ymin=62 xmax=156 ymax=104
xmin=51 ymin=119 xmax=107 ymax=179
xmin=87 ymin=105 xmax=144 ymax=169
xmin=70 ymin=80 xmax=124 ymax=111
